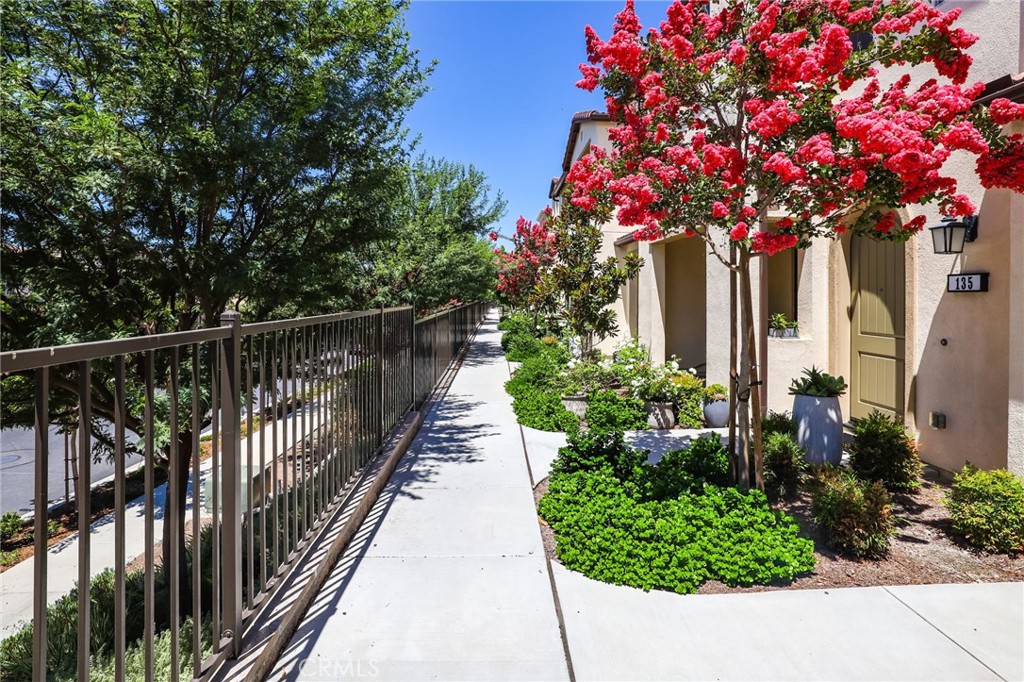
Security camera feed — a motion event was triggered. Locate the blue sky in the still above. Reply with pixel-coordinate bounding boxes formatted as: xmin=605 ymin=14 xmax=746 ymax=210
xmin=404 ymin=1 xmax=672 ymax=237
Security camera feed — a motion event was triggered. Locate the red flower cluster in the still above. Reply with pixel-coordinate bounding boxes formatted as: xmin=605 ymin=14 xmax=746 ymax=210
xmin=495 ymin=216 xmax=558 ymax=305
xmin=567 ymin=0 xmax=1024 ymax=259
xmin=751 ymin=232 xmax=798 ymax=256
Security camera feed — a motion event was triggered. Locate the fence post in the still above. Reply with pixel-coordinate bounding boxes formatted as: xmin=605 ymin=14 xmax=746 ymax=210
xmin=378 ymin=306 xmax=385 ymax=445
xmin=410 ymin=307 xmax=417 ymax=410
xmin=219 ymin=311 xmax=243 ymax=658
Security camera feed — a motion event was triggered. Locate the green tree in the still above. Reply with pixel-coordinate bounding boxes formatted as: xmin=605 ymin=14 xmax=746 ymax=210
xmin=535 ymin=210 xmax=641 ymax=355
xmin=1 ymin=0 xmax=427 ymax=611
xmin=355 ymin=157 xmax=505 ymax=312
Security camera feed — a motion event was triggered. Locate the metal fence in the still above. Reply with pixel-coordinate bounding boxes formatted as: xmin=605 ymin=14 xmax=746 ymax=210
xmin=0 ymin=301 xmax=487 ymax=682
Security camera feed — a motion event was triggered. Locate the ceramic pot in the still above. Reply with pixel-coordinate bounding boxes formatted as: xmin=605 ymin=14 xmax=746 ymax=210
xmin=703 ymin=400 xmax=729 ymax=428
xmin=792 ymin=394 xmax=843 ymax=467
xmin=560 ymin=395 xmax=588 ymax=418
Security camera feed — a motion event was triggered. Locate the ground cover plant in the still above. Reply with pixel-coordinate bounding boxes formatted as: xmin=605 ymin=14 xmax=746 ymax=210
xmin=945 ymin=465 xmax=1024 ymax=554
xmin=538 ymin=430 xmax=814 ymax=593
xmin=584 ymin=390 xmax=647 ymax=432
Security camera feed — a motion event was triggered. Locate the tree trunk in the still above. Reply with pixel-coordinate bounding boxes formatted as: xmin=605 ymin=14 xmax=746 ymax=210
xmin=161 ymin=430 xmax=194 ymax=620
xmin=737 ymin=250 xmax=765 ymax=492
xmin=728 ymin=243 xmax=738 ymax=484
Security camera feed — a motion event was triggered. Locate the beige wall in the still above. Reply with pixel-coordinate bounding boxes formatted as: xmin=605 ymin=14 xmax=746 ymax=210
xmin=764 ymin=238 xmax=831 ymax=416
xmin=663 ymin=236 xmax=707 ymax=371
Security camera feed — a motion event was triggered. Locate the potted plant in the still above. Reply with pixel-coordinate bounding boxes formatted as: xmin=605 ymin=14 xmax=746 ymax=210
xmin=629 ymin=361 xmax=679 ymax=429
xmin=789 ymin=366 xmax=847 ymax=467
xmin=703 ymin=383 xmax=729 ymax=428
xmin=769 ymin=312 xmax=799 ymax=338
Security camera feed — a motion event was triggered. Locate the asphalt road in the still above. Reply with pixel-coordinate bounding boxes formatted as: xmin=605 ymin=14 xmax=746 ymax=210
xmin=0 ymin=423 xmax=143 ymax=516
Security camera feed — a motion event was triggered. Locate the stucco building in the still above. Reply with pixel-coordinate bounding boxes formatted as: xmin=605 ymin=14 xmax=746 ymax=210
xmin=548 ymin=1 xmax=1024 ymax=476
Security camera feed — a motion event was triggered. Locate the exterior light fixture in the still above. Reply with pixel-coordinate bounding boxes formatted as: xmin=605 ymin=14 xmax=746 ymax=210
xmin=930 ymin=215 xmax=979 ymax=255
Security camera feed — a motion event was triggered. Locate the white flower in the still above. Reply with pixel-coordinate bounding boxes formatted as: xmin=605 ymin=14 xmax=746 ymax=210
xmin=688 ymin=367 xmax=696 ymax=374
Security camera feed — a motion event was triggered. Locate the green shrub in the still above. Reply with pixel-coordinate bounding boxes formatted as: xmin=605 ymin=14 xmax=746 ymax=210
xmin=646 ymin=434 xmax=730 ymax=500
xmin=504 ymin=350 xmax=566 ymax=398
xmin=848 ymin=410 xmax=921 ymax=491
xmin=89 ymin=617 xmax=212 ymax=682
xmin=0 ymin=568 xmax=148 ymax=681
xmin=585 ymin=390 xmax=647 ymax=432
xmin=504 ymin=331 xmax=545 ymax=361
xmin=945 ymin=465 xmax=1024 ymax=554
xmin=538 ymin=471 xmax=814 ymax=594
xmin=0 ymin=511 xmax=22 ymax=543
xmin=0 ymin=549 xmax=18 ymax=566
xmin=497 ymin=312 xmax=533 ymax=334
xmin=763 ymin=432 xmax=807 ymax=501
xmin=551 ymin=429 xmax=648 ymax=482
xmin=512 ymin=387 xmax=580 ymax=432
xmin=667 ymin=372 xmax=704 ymax=428
xmin=761 ymin=410 xmax=796 ymax=437
xmin=811 ymin=467 xmax=892 ymax=559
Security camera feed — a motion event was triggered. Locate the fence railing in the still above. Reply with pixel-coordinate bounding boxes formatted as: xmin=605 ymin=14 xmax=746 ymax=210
xmin=0 ymin=301 xmax=487 ymax=682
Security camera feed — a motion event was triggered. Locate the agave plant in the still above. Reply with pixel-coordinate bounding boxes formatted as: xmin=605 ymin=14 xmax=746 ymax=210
xmin=788 ymin=366 xmax=847 ymax=398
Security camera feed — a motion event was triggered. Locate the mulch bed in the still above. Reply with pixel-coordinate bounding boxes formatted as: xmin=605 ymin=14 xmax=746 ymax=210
xmin=533 ymin=467 xmax=1024 ymax=594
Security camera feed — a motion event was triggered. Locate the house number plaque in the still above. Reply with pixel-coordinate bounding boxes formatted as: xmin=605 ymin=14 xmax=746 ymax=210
xmin=947 ymin=272 xmax=989 ymax=293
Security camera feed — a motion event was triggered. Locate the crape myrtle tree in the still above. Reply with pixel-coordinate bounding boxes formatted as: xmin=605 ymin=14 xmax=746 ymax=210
xmin=568 ymin=0 xmax=1024 ymax=490
xmin=2 ymin=0 xmax=427 ymax=612
xmin=494 ymin=213 xmax=559 ymax=318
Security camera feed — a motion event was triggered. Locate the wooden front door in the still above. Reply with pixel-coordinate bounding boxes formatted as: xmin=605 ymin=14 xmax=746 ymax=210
xmin=851 ymin=236 xmax=906 ymax=421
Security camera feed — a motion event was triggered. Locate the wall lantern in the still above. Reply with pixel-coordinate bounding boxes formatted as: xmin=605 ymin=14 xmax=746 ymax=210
xmin=930 ymin=215 xmax=979 ymax=255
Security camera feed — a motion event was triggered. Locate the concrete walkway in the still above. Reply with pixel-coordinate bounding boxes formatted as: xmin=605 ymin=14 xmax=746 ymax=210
xmin=269 ymin=313 xmax=1023 ymax=682
xmin=269 ymin=313 xmax=569 ymax=681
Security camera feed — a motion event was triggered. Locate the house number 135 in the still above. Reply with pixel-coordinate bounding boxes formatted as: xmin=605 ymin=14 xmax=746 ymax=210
xmin=947 ymin=273 xmax=989 ymax=293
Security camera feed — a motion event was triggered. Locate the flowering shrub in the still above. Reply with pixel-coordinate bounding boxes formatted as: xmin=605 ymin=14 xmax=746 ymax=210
xmin=554 ymin=357 xmax=618 ymax=396
xmin=667 ymin=371 xmax=704 ymax=428
xmin=605 ymin=338 xmax=704 ymax=425
xmin=566 ymin=0 xmax=1024 ymax=491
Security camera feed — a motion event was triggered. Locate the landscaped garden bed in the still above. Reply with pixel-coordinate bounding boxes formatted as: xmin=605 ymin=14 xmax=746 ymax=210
xmin=531 ymin=406 xmax=1024 ymax=596
xmin=500 ymin=313 xmax=713 ymax=434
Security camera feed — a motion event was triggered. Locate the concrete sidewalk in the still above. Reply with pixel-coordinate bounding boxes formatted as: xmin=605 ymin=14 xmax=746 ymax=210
xmin=269 ymin=313 xmax=570 ymax=681
xmin=268 ymin=312 xmax=1023 ymax=682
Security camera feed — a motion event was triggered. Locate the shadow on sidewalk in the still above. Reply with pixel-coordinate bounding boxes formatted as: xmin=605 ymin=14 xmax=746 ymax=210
xmin=457 ymin=326 xmax=506 ymax=368
xmin=273 ymin=391 xmax=498 ymax=679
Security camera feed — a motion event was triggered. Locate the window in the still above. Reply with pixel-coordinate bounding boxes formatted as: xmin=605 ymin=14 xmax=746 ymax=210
xmin=767 ymin=248 xmax=797 ymax=326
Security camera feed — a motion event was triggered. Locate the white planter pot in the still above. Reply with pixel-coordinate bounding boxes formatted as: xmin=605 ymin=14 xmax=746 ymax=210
xmin=792 ymin=394 xmax=843 ymax=467
xmin=703 ymin=400 xmax=729 ymax=428
xmin=560 ymin=396 xmax=588 ymax=418
xmin=646 ymin=402 xmax=676 ymax=429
